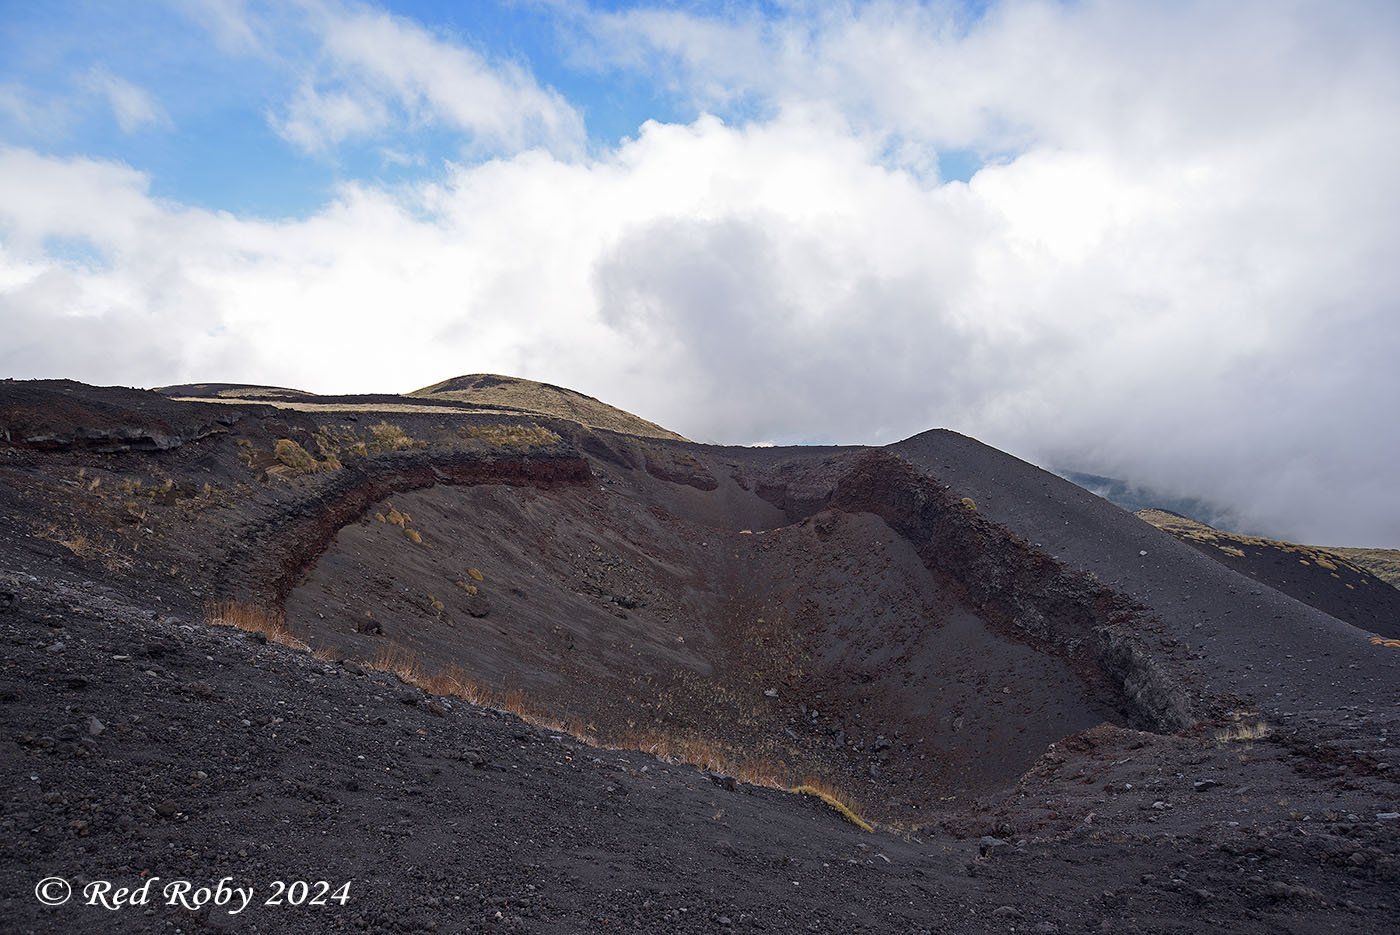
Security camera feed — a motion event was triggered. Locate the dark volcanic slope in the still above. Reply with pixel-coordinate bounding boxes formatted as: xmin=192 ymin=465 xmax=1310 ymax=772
xmin=6 ymin=572 xmax=1397 ymax=934
xmin=3 ymin=379 xmax=1400 ymax=933
xmin=889 ymin=430 xmax=1398 ymax=720
xmin=1134 ymin=509 xmax=1400 ymax=639
xmin=288 ymin=480 xmax=1117 ymax=812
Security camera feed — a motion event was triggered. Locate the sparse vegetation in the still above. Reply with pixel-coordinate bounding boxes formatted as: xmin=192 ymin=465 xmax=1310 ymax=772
xmin=35 ymin=521 xmax=130 ymax=572
xmin=205 ymin=600 xmax=308 ymax=651
xmin=369 ymin=422 xmax=416 ymax=451
xmin=274 ymin=438 xmax=340 ymax=475
xmin=1137 ymin=510 xmax=1387 ymax=586
xmin=1327 ymin=547 xmax=1400 ymax=587
xmin=788 ymin=781 xmax=874 ymax=832
xmin=405 ymin=528 xmax=423 ymax=544
xmin=467 ymin=568 xmax=484 ymax=582
xmin=1370 ymin=637 xmax=1400 ymax=649
xmin=348 ymin=640 xmax=872 ymax=828
xmin=1215 ymin=719 xmax=1270 ymax=743
xmin=364 ymin=643 xmax=425 ymax=685
xmin=457 ymin=423 xmax=561 ymax=449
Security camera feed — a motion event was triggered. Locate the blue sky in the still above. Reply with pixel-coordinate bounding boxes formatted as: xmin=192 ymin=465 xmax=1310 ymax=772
xmin=0 ymin=1 xmax=836 ymax=216
xmin=2 ymin=1 xmax=1400 ymax=546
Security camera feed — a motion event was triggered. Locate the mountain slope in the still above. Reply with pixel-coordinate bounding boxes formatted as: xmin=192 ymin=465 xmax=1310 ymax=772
xmin=410 ymin=373 xmax=687 ymax=440
xmin=1136 ymin=509 xmax=1400 ymax=638
xmin=3 ymin=378 xmax=1399 ymax=933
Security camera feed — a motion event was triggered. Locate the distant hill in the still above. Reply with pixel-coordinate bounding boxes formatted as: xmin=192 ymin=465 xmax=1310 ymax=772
xmin=1309 ymin=547 xmax=1400 ymax=589
xmin=410 ymin=374 xmax=686 ymax=441
xmin=1136 ymin=509 xmax=1400 ymax=635
xmin=158 ymin=374 xmax=687 ymax=441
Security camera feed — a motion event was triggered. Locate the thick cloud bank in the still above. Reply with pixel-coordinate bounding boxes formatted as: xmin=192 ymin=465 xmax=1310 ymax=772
xmin=2 ymin=1 xmax=1399 ymax=547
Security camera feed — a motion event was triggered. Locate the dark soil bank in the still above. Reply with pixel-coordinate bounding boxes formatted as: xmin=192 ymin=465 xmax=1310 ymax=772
xmin=2 ymin=379 xmax=1398 ymax=933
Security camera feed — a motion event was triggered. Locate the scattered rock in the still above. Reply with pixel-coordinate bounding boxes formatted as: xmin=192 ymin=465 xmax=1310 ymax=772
xmin=708 ymin=773 xmax=737 ymax=792
xmin=141 ymin=640 xmax=175 ymax=658
xmin=763 ymin=688 xmax=778 ymax=698
xmin=991 ymin=906 xmax=1021 ymax=919
xmin=1265 ymin=881 xmax=1323 ymax=902
xmin=87 ymin=717 xmax=105 ymax=737
xmin=979 ymin=836 xmax=1009 ymax=858
xmin=154 ymin=799 xmax=179 ymax=818
xmin=1194 ymin=779 xmax=1220 ymax=792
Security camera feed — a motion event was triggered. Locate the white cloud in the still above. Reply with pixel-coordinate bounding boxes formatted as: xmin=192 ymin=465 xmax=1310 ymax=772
xmin=270 ymin=3 xmax=584 ymax=157
xmin=171 ymin=0 xmax=264 ymax=55
xmin=82 ymin=67 xmax=172 ymax=133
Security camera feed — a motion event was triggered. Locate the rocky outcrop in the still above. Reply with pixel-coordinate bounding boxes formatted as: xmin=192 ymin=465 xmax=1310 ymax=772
xmin=219 ymin=448 xmax=593 ymax=605
xmin=0 ymin=379 xmax=250 ymax=452
xmin=830 ymin=451 xmax=1194 ymax=732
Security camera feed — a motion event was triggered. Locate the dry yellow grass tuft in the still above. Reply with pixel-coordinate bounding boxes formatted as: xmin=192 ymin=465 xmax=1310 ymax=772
xmin=274 ymin=439 xmax=320 ymax=474
xmin=467 ymin=568 xmax=484 ymax=582
xmin=788 ymin=780 xmax=874 ymax=832
xmin=36 ymin=522 xmax=130 ymax=572
xmin=458 ymin=423 xmax=562 ymax=449
xmin=205 ymin=600 xmax=308 ymax=651
xmin=1215 ymin=719 xmax=1270 ymax=743
xmin=960 ymin=497 xmax=977 ymax=512
xmin=369 ymin=422 xmax=416 ymax=451
xmin=345 ymin=641 xmax=874 ymax=829
xmin=1370 ymin=637 xmax=1400 ymax=649
xmin=405 ymin=528 xmax=423 ymax=544
xmin=364 ymin=643 xmax=425 ymax=685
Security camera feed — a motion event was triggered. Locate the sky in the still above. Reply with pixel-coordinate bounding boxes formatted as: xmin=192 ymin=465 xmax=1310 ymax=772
xmin=1 ymin=1 xmax=1398 ymax=548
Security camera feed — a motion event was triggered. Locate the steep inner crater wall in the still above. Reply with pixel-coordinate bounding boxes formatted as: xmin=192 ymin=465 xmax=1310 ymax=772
xmin=286 ymin=448 xmax=1185 ymax=819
